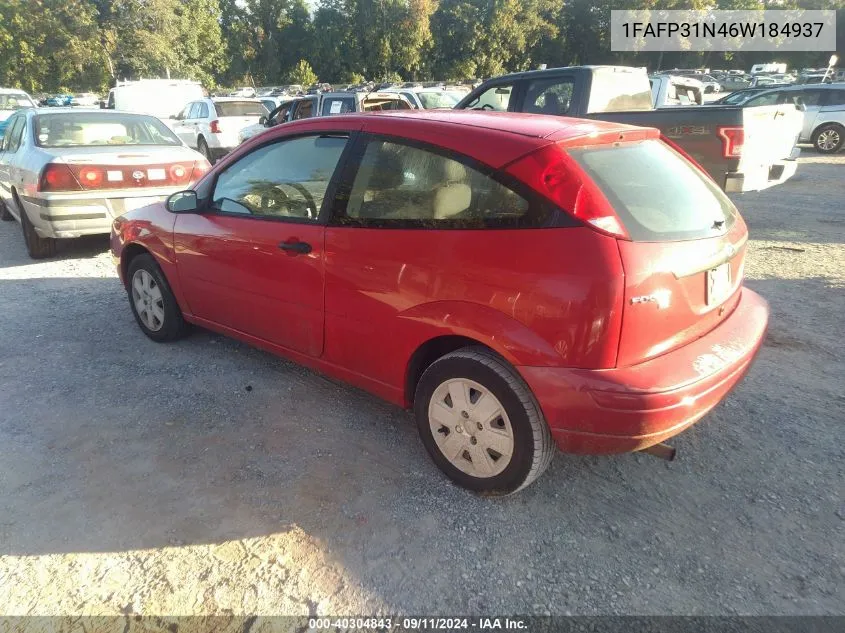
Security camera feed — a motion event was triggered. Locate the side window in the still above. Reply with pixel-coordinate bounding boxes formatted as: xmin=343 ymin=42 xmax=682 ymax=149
xmin=798 ymin=90 xmax=825 ymax=107
xmin=211 ymin=134 xmax=348 ymax=221
xmin=0 ymin=116 xmax=16 ymax=150
xmin=464 ymin=84 xmax=513 ymax=111
xmin=293 ymin=99 xmax=315 ymax=120
xmin=523 ymin=78 xmax=574 ymax=115
xmin=198 ymin=102 xmax=210 ymax=118
xmin=826 ymin=90 xmax=845 ymax=106
xmin=321 ymin=97 xmax=354 ymax=116
xmin=176 ymin=103 xmax=192 ymax=120
xmin=6 ymin=117 xmax=25 ymax=152
xmin=271 ymin=103 xmax=292 ymax=124
xmin=338 ymin=139 xmax=550 ymax=229
xmin=746 ymin=92 xmax=779 ymax=107
xmin=187 ymin=103 xmax=201 ymax=119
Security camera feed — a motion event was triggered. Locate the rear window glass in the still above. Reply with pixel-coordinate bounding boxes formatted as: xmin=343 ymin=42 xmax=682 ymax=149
xmin=214 ymin=101 xmax=268 ymax=117
xmin=0 ymin=92 xmax=35 ymax=110
xmin=33 ymin=113 xmax=181 ymax=148
xmin=569 ymin=139 xmax=737 ymax=242
xmin=322 ymin=96 xmax=355 ymax=115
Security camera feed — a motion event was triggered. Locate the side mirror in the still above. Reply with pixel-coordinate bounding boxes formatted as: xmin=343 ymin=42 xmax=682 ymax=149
xmin=166 ymin=190 xmax=198 ymax=213
xmin=259 ymin=115 xmax=267 ymax=126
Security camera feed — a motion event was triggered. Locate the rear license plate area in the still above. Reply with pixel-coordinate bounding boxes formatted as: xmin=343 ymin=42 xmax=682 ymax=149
xmin=707 ymin=262 xmax=732 ymax=306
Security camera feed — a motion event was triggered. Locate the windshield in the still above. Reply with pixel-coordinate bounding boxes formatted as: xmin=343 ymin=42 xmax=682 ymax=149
xmin=418 ymin=91 xmax=461 ymax=109
xmin=214 ymin=101 xmax=268 ymax=117
xmin=0 ymin=93 xmax=35 ymax=110
xmin=569 ymin=139 xmax=736 ymax=242
xmin=34 ymin=112 xmax=182 ymax=148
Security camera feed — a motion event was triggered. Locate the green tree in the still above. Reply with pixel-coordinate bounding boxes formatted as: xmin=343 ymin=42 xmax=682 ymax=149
xmin=288 ymin=59 xmax=318 ymax=85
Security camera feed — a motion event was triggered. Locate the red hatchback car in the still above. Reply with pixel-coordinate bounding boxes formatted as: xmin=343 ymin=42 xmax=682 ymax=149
xmin=111 ymin=110 xmax=768 ymax=494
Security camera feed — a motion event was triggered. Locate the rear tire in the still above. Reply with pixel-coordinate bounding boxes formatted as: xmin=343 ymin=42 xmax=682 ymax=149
xmin=812 ymin=124 xmax=844 ymax=154
xmin=126 ymin=253 xmax=188 ymax=342
xmin=414 ymin=347 xmax=554 ymax=495
xmin=19 ymin=199 xmax=57 ymax=259
xmin=197 ymin=137 xmax=213 ymax=163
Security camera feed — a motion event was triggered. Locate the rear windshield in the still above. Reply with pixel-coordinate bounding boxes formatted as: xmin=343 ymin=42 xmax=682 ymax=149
xmin=34 ymin=112 xmax=181 ymax=148
xmin=214 ymin=101 xmax=268 ymax=117
xmin=569 ymin=139 xmax=737 ymax=242
xmin=322 ymin=96 xmax=355 ymax=115
xmin=0 ymin=92 xmax=35 ymax=110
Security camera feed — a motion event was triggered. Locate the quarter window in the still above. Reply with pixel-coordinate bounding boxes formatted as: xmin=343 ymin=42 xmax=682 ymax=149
xmin=464 ymin=84 xmax=513 ymax=111
xmin=211 ymin=134 xmax=347 ymax=222
xmin=338 ymin=139 xmax=548 ymax=228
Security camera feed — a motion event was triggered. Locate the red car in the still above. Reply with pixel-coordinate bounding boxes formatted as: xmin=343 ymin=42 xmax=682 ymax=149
xmin=111 ymin=110 xmax=769 ymax=495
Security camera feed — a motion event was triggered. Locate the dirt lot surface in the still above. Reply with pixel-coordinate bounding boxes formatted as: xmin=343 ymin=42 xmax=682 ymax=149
xmin=0 ymin=152 xmax=843 ymax=617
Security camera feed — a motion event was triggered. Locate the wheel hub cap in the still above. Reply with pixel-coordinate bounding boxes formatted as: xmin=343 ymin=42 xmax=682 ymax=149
xmin=819 ymin=130 xmax=840 ymax=151
xmin=131 ymin=269 xmax=165 ymax=332
xmin=428 ymin=378 xmax=514 ymax=479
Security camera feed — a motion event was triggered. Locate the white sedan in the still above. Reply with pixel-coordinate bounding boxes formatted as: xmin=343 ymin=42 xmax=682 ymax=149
xmin=0 ymin=108 xmax=210 ymax=259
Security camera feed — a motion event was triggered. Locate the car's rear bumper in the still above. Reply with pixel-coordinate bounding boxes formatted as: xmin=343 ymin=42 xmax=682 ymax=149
xmin=518 ymin=287 xmax=769 ymax=454
xmin=21 ymin=191 xmax=175 ymax=238
xmin=725 ymin=147 xmax=800 ymax=193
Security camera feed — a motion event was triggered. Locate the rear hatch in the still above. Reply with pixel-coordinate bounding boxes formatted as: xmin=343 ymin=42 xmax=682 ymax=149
xmin=568 ymin=139 xmax=748 ymax=367
xmin=213 ymin=101 xmax=268 ymax=146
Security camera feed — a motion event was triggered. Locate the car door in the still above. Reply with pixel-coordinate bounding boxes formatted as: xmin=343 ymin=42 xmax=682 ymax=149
xmin=173 ymin=126 xmax=354 ymax=356
xmin=0 ymin=114 xmax=19 ymax=208
xmin=0 ymin=115 xmax=26 ymax=212
xmin=792 ymin=89 xmax=827 ymax=140
xmin=172 ymin=102 xmax=197 ymax=146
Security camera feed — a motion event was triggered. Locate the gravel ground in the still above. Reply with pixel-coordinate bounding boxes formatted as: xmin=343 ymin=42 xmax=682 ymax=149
xmin=0 ymin=151 xmax=843 ymax=617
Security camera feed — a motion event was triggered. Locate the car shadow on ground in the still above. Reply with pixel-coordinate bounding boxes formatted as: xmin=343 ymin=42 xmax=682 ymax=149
xmin=1 ymin=273 xmax=842 ymax=614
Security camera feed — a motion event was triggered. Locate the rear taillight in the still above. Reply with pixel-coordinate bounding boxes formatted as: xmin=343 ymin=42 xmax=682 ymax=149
xmin=209 ymin=120 xmax=222 ymax=133
xmin=39 ymin=162 xmax=196 ymax=192
xmin=506 ymin=143 xmax=630 ymax=240
xmin=717 ymin=126 xmax=744 ymax=158
xmin=39 ymin=164 xmax=82 ymax=192
xmin=190 ymin=159 xmax=211 ymax=183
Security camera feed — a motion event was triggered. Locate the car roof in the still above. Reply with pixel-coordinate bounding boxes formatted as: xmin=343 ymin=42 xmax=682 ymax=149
xmin=478 ymin=65 xmax=642 ymax=84
xmin=211 ymin=97 xmax=262 ymax=102
xmin=309 ymin=109 xmax=644 ymax=140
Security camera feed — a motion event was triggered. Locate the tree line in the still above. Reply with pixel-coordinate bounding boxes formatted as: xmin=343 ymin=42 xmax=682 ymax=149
xmin=0 ymin=0 xmax=842 ymax=94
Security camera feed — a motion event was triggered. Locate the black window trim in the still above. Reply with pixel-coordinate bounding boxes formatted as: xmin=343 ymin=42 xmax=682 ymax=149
xmin=197 ymin=129 xmax=358 ymax=226
xmin=327 ymin=131 xmax=580 ymax=230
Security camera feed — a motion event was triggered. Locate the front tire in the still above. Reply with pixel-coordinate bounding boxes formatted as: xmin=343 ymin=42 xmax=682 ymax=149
xmin=813 ymin=124 xmax=844 ymax=154
xmin=414 ymin=347 xmax=554 ymax=495
xmin=127 ymin=253 xmax=188 ymax=342
xmin=19 ymin=201 xmax=57 ymax=259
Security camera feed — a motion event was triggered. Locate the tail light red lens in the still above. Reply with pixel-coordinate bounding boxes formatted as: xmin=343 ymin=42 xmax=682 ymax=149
xmin=39 ymin=162 xmax=196 ymax=192
xmin=190 ymin=159 xmax=212 ymax=183
xmin=209 ymin=119 xmax=222 ymax=133
xmin=39 ymin=164 xmax=82 ymax=192
xmin=505 ymin=143 xmax=630 ymax=240
xmin=717 ymin=126 xmax=744 ymax=158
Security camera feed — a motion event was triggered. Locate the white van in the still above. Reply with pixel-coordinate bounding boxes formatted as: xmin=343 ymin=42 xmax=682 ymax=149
xmin=107 ymin=80 xmax=204 ymax=120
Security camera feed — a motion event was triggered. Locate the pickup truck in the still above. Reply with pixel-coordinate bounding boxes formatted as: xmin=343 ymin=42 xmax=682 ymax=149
xmin=455 ymin=66 xmax=802 ymax=192
xmin=239 ymin=91 xmax=412 ymax=143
